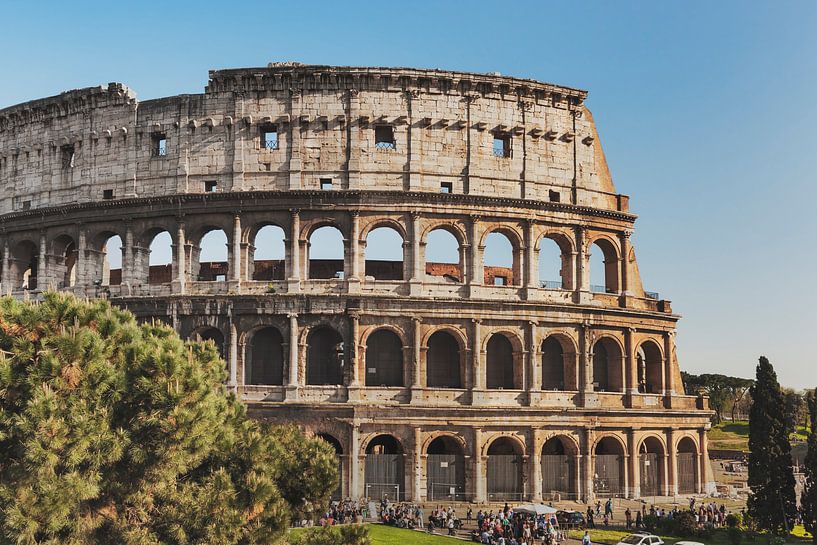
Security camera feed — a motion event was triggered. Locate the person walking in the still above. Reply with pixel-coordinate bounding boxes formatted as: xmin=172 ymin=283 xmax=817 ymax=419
xmin=625 ymin=508 xmax=632 ymax=529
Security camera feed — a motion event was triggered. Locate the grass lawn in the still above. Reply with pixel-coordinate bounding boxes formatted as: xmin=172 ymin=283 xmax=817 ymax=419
xmin=367 ymin=524 xmax=464 ymax=545
xmin=567 ymin=525 xmax=812 ymax=545
xmin=708 ymin=421 xmax=750 ymax=451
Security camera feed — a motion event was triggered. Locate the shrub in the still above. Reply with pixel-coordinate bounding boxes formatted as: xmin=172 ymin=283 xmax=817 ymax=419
xmin=675 ymin=511 xmax=698 ymax=537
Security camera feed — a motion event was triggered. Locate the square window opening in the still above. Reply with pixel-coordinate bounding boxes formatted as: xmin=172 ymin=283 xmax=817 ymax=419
xmin=205 ymin=180 xmax=218 ymax=193
xmin=440 ymin=181 xmax=453 ymax=194
xmin=102 ymin=189 xmax=114 ymax=200
xmin=61 ymin=144 xmax=75 ymax=169
xmin=320 ymin=178 xmax=333 ymax=190
xmin=375 ymin=125 xmax=396 ymax=150
xmin=22 ymin=200 xmax=31 ymax=210
xmin=549 ymin=190 xmax=561 ymax=202
xmin=215 ymin=274 xmax=227 ymax=282
xmin=261 ymin=125 xmax=279 ymax=150
xmin=493 ymin=133 xmax=511 ymax=158
xmin=152 ymin=133 xmax=167 ymax=157
xmin=493 ymin=276 xmax=507 ymax=286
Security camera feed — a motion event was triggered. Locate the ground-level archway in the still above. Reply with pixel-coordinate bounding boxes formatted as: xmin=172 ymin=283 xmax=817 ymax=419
xmin=426 ymin=436 xmax=465 ymax=501
xmin=677 ymin=437 xmax=699 ymax=494
xmin=541 ymin=436 xmax=577 ymax=500
xmin=486 ymin=437 xmax=524 ymax=501
xmin=639 ymin=436 xmax=666 ymax=498
xmin=318 ymin=433 xmax=344 ymax=500
xmin=594 ymin=437 xmax=625 ymax=497
xmin=364 ymin=435 xmax=405 ymax=501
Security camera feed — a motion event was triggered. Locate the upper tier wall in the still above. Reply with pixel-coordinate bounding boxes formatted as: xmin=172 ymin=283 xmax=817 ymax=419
xmin=0 ymin=65 xmax=625 ymax=215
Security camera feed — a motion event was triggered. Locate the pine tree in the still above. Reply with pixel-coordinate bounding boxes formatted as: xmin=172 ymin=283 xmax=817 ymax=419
xmin=802 ymin=389 xmax=817 ymax=543
xmin=0 ymin=293 xmax=338 ymax=545
xmin=747 ymin=356 xmax=797 ymax=535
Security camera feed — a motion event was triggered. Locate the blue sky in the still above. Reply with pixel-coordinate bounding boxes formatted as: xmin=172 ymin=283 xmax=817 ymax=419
xmin=1 ymin=1 xmax=815 ymax=388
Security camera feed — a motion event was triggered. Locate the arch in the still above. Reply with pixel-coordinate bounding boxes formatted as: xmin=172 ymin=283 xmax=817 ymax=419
xmin=483 ymin=229 xmax=519 ymax=286
xmin=364 ymin=328 xmax=404 ymax=387
xmin=99 ymin=233 xmax=123 ymax=286
xmin=364 ymin=226 xmax=404 ymax=280
xmin=637 ymin=340 xmax=664 ymax=394
xmin=426 ymin=330 xmax=462 ymax=388
xmin=426 ymin=435 xmax=466 ymax=501
xmin=51 ymin=234 xmax=77 ymax=289
xmin=541 ymin=336 xmax=565 ymax=390
xmin=246 ymin=326 xmax=285 ymax=385
xmin=592 ymin=336 xmax=625 ymax=393
xmin=541 ymin=436 xmax=578 ymax=499
xmin=589 ymin=237 xmax=620 ymax=294
xmin=425 ymin=226 xmax=463 ymax=283
xmin=676 ymin=436 xmax=699 ymax=494
xmin=148 ymin=230 xmax=173 ymax=284
xmin=252 ymin=224 xmax=286 ymax=281
xmin=364 ymin=434 xmax=405 ymax=500
xmin=196 ymin=228 xmax=229 ymax=281
xmin=308 ymin=225 xmax=344 ymax=280
xmin=11 ymin=240 xmax=38 ymax=290
xmin=486 ymin=332 xmax=521 ymax=389
xmin=594 ymin=436 xmax=626 ymax=497
xmin=317 ymin=433 xmax=344 ymax=500
xmin=190 ymin=326 xmax=225 ymax=361
xmin=639 ymin=435 xmax=666 ymax=497
xmin=486 ymin=436 xmax=524 ymax=500
xmin=306 ymin=326 xmax=344 ymax=385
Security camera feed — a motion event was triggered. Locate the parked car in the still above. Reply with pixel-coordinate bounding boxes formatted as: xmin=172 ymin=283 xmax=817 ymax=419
xmin=616 ymin=533 xmax=665 ymax=545
xmin=555 ymin=510 xmax=585 ymax=528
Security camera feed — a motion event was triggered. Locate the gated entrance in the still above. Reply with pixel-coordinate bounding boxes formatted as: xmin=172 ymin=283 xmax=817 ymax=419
xmin=677 ymin=437 xmax=698 ymax=494
xmin=487 ymin=437 xmax=524 ymax=501
xmin=541 ymin=436 xmax=576 ymax=499
xmin=364 ymin=435 xmax=404 ymax=500
xmin=594 ymin=437 xmax=624 ymax=497
xmin=639 ymin=437 xmax=665 ymax=498
xmin=426 ymin=436 xmax=465 ymax=500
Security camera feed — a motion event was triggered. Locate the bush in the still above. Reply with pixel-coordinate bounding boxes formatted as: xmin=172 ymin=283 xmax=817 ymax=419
xmin=726 ymin=513 xmax=742 ymax=528
xmin=675 ymin=511 xmax=698 ymax=537
xmin=643 ymin=514 xmax=660 ymax=532
xmin=727 ymin=526 xmax=743 ymax=545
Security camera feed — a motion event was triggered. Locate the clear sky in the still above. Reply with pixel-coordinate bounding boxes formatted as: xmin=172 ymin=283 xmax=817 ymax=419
xmin=1 ymin=1 xmax=815 ymax=389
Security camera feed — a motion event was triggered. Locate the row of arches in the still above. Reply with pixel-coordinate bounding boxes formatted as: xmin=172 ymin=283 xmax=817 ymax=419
xmin=206 ymin=322 xmax=666 ymax=394
xmin=2 ymin=218 xmax=624 ymax=295
xmin=316 ymin=431 xmax=701 ymax=501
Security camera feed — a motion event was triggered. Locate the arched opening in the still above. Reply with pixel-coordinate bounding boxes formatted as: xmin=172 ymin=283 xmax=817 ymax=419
xmin=101 ymin=234 xmax=123 ymax=286
xmin=486 ymin=333 xmax=518 ymax=389
xmin=637 ymin=341 xmax=664 ymax=394
xmin=306 ymin=326 xmax=344 ymax=385
xmin=592 ymin=338 xmax=624 ymax=392
xmin=52 ymin=235 xmax=77 ymax=289
xmin=589 ymin=238 xmax=619 ymax=294
xmin=426 ymin=330 xmax=462 ymax=388
xmin=196 ymin=229 xmax=229 ymax=281
xmin=365 ymin=329 xmax=403 ymax=387
xmin=308 ymin=225 xmax=345 ymax=280
xmin=594 ymin=437 xmax=625 ymax=497
xmin=318 ymin=433 xmax=344 ymax=500
xmin=252 ymin=225 xmax=285 ymax=281
xmin=191 ymin=327 xmax=225 ymax=361
xmin=639 ymin=436 xmax=666 ymax=498
xmin=487 ymin=437 xmax=523 ymax=501
xmin=11 ymin=241 xmax=38 ymax=290
xmin=148 ymin=231 xmax=173 ymax=284
xmin=541 ymin=437 xmax=577 ymax=500
xmin=541 ymin=336 xmax=565 ymax=390
xmin=677 ymin=437 xmax=698 ymax=494
xmin=364 ymin=435 xmax=404 ymax=500
xmin=246 ymin=327 xmax=284 ymax=385
xmin=426 ymin=436 xmax=465 ymax=501
xmin=483 ymin=231 xmax=517 ymax=286
xmin=538 ymin=237 xmax=565 ymax=289
xmin=365 ymin=226 xmax=404 ymax=280
xmin=425 ymin=228 xmax=462 ymax=283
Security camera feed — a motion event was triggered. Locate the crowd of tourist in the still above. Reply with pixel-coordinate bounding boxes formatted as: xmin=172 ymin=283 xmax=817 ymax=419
xmin=470 ymin=504 xmax=562 ymax=545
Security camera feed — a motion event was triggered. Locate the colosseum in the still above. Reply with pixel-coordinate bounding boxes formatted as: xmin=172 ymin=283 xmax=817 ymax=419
xmin=0 ymin=63 xmax=713 ymax=503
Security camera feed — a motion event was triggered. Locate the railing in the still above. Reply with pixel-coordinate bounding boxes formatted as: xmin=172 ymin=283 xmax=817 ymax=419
xmin=375 ymin=141 xmax=396 ymax=150
xmin=264 ymin=138 xmax=278 ymax=150
xmin=645 ymin=291 xmax=660 ymax=300
xmin=590 ymin=284 xmax=616 ymax=294
xmin=540 ymin=280 xmax=563 ymax=289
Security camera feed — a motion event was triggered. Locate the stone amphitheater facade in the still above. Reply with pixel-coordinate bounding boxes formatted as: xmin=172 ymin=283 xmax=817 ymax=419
xmin=0 ymin=63 xmax=713 ymax=503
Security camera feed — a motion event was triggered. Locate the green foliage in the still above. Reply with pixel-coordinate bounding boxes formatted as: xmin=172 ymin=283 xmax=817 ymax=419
xmin=289 ymin=525 xmax=371 ymax=545
xmin=802 ymin=389 xmax=817 ymax=543
xmin=0 ymin=293 xmax=338 ymax=545
xmin=683 ymin=372 xmax=753 ymax=424
xmin=675 ymin=511 xmax=698 ymax=537
xmin=726 ymin=513 xmax=742 ymax=528
xmin=727 ymin=526 xmax=743 ymax=545
xmin=747 ymin=356 xmax=797 ymax=535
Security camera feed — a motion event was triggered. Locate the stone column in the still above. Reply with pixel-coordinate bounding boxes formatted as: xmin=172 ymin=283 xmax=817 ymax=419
xmin=628 ymin=429 xmax=640 ymax=499
xmin=228 ymin=321 xmax=238 ymax=389
xmin=350 ymin=424 xmax=361 ymax=498
xmin=409 ymin=212 xmax=422 ymax=295
xmin=574 ymin=454 xmax=583 ymax=501
xmin=524 ymin=220 xmax=536 ymax=296
xmin=580 ymin=323 xmax=594 ymax=397
xmin=348 ymin=211 xmax=360 ymax=293
xmin=622 ymin=452 xmax=630 ymax=500
xmin=625 ymin=328 xmax=638 ymax=396
xmin=468 ymin=216 xmax=482 ymax=286
xmin=122 ymin=224 xmax=134 ymax=290
xmin=526 ymin=321 xmax=538 ymax=402
xmin=413 ymin=427 xmax=423 ymax=501
xmin=37 ymin=232 xmax=47 ymax=291
xmin=471 ymin=319 xmax=484 ymax=404
xmin=1 ymin=241 xmax=10 ymax=294
xmin=698 ymin=428 xmax=709 ymax=494
xmin=410 ymin=318 xmax=423 ymax=402
xmin=619 ymin=231 xmax=631 ymax=295
xmin=664 ymin=331 xmax=676 ymax=396
xmin=474 ymin=428 xmax=486 ymax=502
xmin=666 ymin=428 xmax=678 ymax=496
xmin=75 ymin=228 xmax=87 ymax=290
xmin=583 ymin=428 xmax=595 ymax=502
xmin=288 ymin=210 xmax=301 ymax=292
xmin=172 ymin=223 xmax=186 ymax=294
xmin=231 ymin=215 xmax=241 ymax=283
xmin=286 ymin=313 xmax=299 ymax=401
xmin=531 ymin=429 xmax=543 ymax=501
xmin=348 ymin=312 xmax=361 ymax=402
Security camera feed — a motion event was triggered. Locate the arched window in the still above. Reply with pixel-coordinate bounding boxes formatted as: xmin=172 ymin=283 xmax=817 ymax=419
xmin=318 ymin=434 xmax=344 ymax=500
xmin=538 ymin=237 xmax=564 ymax=289
xmin=592 ymin=338 xmax=624 ymax=392
xmin=541 ymin=436 xmax=577 ymax=498
xmin=365 ymin=329 xmax=403 ymax=387
xmin=677 ymin=437 xmax=698 ymax=494
xmin=483 ymin=231 xmax=516 ymax=286
xmin=101 ymin=234 xmax=123 ymax=286
xmin=365 ymin=227 xmax=404 ymax=280
xmin=427 ymin=436 xmax=465 ymax=501
xmin=309 ymin=226 xmax=344 ymax=280
xmin=306 ymin=326 xmax=344 ymax=385
xmin=148 ymin=231 xmax=173 ymax=284
xmin=637 ymin=341 xmax=664 ymax=394
xmin=426 ymin=331 xmax=461 ymax=388
xmin=486 ymin=334 xmax=516 ymax=389
xmin=487 ymin=438 xmax=523 ymax=500
xmin=364 ymin=435 xmax=405 ymax=500
xmin=541 ymin=337 xmax=565 ymax=390
xmin=252 ymin=225 xmax=286 ymax=281
xmin=52 ymin=235 xmax=77 ymax=289
xmin=639 ymin=437 xmax=666 ymax=497
xmin=589 ymin=239 xmax=619 ymax=294
xmin=425 ymin=228 xmax=461 ymax=282
xmin=197 ymin=229 xmax=229 ymax=281
xmin=594 ymin=437 xmax=625 ymax=496
xmin=247 ymin=327 xmax=285 ymax=385
xmin=12 ymin=241 xmax=38 ymax=290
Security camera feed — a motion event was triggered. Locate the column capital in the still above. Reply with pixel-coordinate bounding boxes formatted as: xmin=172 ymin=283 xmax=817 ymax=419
xmin=289 ymin=208 xmax=301 ymax=217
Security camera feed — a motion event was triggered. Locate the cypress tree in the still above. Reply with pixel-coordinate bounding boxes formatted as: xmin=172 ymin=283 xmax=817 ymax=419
xmin=0 ymin=293 xmax=338 ymax=545
xmin=802 ymin=389 xmax=817 ymax=543
xmin=747 ymin=356 xmax=796 ymax=534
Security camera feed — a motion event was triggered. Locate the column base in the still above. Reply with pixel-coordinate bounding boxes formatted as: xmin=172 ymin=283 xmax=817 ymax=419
xmin=287 ymin=278 xmax=301 ymax=293
xmin=347 ymin=385 xmax=362 ymax=402
xmin=171 ymin=280 xmax=186 ymax=295
xmin=227 ymin=280 xmax=241 ymax=294
xmin=580 ymin=391 xmax=600 ymax=408
xmin=284 ymin=385 xmax=299 ymax=401
xmin=409 ymin=387 xmax=425 ymax=404
xmin=346 ymin=277 xmax=361 ymax=294
xmin=408 ymin=279 xmax=423 ymax=296
xmin=574 ymin=290 xmax=593 ymax=305
xmin=471 ymin=389 xmax=489 ymax=406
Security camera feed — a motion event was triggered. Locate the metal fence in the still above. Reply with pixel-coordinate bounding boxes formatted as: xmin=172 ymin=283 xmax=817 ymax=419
xmin=487 ymin=454 xmax=523 ymax=500
xmin=640 ymin=453 xmax=661 ymax=497
xmin=365 ymin=454 xmax=404 ymax=500
xmin=540 ymin=280 xmax=564 ymax=289
xmin=427 ymin=454 xmax=465 ymax=500
xmin=542 ymin=455 xmax=576 ymax=497
xmin=677 ymin=452 xmax=697 ymax=494
xmin=593 ymin=454 xmax=622 ymax=496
